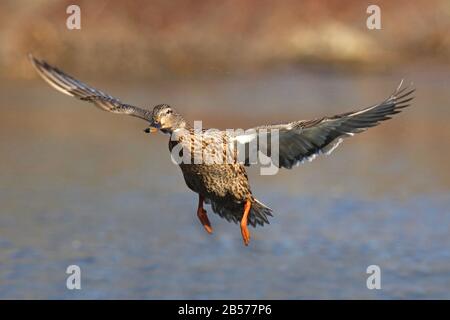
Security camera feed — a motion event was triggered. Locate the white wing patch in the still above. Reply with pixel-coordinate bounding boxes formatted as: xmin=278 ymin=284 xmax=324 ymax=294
xmin=323 ymin=138 xmax=344 ymax=155
xmin=234 ymin=132 xmax=257 ymax=144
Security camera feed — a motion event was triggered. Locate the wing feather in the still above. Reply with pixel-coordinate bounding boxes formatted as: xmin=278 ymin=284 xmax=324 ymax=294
xmin=29 ymin=54 xmax=153 ymax=122
xmin=234 ymin=81 xmax=415 ymax=168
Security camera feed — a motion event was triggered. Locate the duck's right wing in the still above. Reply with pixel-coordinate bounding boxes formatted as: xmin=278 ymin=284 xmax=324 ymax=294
xmin=29 ymin=54 xmax=153 ymax=122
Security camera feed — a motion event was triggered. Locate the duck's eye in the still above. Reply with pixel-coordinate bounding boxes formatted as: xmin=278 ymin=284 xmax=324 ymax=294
xmin=166 ymin=109 xmax=173 ymax=115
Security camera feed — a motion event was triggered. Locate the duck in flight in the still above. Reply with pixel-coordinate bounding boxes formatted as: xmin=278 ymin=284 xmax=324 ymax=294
xmin=29 ymin=54 xmax=415 ymax=246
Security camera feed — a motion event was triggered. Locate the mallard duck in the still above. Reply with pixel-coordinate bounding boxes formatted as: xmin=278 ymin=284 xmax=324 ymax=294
xmin=29 ymin=55 xmax=414 ymax=246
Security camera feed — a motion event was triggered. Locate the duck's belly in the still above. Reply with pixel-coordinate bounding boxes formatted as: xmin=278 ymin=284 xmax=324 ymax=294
xmin=179 ymin=163 xmax=251 ymax=202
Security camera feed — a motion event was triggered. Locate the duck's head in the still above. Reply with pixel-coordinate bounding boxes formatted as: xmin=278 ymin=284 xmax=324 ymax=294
xmin=145 ymin=104 xmax=186 ymax=134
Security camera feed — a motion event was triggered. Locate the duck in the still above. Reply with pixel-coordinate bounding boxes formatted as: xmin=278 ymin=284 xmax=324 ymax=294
xmin=29 ymin=54 xmax=414 ymax=246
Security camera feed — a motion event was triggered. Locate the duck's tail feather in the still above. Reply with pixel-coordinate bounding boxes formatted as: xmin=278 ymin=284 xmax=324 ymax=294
xmin=250 ymin=198 xmax=273 ymax=227
xmin=207 ymin=197 xmax=273 ymax=227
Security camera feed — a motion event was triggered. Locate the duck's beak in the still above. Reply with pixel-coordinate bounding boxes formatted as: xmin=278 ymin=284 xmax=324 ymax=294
xmin=144 ymin=127 xmax=158 ymax=133
xmin=144 ymin=121 xmax=159 ymax=133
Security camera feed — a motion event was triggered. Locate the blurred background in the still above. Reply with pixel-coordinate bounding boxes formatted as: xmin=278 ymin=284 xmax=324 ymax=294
xmin=0 ymin=0 xmax=449 ymax=299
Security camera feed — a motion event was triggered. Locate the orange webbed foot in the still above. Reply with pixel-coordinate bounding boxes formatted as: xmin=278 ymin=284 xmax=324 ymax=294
xmin=240 ymin=199 xmax=252 ymax=246
xmin=197 ymin=207 xmax=213 ymax=234
xmin=240 ymin=223 xmax=250 ymax=246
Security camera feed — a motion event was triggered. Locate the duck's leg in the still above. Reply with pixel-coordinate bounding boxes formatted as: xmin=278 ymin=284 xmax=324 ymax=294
xmin=240 ymin=199 xmax=252 ymax=246
xmin=197 ymin=195 xmax=213 ymax=234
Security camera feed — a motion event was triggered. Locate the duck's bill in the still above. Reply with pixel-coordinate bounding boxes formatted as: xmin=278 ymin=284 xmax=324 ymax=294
xmin=144 ymin=120 xmax=160 ymax=133
xmin=144 ymin=127 xmax=158 ymax=133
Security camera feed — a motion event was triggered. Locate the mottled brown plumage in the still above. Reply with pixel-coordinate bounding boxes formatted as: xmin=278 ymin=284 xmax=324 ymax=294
xmin=29 ymin=54 xmax=415 ymax=246
xmin=166 ymin=125 xmax=272 ymax=229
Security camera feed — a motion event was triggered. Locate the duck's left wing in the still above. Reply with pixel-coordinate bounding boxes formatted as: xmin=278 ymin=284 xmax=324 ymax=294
xmin=233 ymin=81 xmax=415 ymax=169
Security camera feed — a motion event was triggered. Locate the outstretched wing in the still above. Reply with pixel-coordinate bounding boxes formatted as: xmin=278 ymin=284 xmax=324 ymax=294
xmin=234 ymin=81 xmax=415 ymax=169
xmin=29 ymin=54 xmax=153 ymax=122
